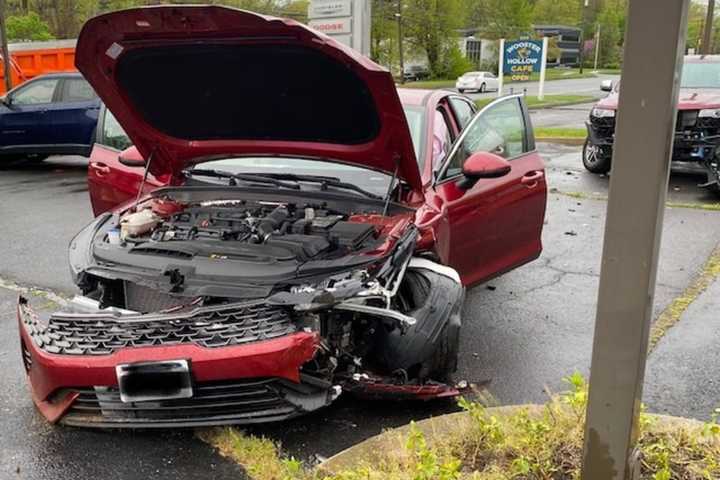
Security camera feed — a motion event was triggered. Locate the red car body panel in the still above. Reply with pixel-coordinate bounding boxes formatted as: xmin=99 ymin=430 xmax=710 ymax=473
xmin=75 ymin=6 xmax=422 ymax=191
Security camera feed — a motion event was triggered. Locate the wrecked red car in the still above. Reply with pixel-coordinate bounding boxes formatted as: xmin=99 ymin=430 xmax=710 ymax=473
xmin=18 ymin=6 xmax=547 ymax=427
xmin=584 ymin=55 xmax=720 ymax=194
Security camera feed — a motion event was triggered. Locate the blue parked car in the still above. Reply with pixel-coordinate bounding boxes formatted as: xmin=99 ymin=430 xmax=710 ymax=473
xmin=0 ymin=72 xmax=100 ymax=165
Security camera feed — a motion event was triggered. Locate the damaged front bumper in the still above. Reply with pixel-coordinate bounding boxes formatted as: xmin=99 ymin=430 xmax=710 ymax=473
xmin=18 ymin=258 xmax=466 ymax=427
xmin=585 ymin=118 xmax=720 ymax=188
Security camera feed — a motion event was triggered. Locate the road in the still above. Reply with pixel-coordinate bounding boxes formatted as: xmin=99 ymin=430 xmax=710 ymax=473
xmin=461 ymin=73 xmax=620 ymax=101
xmin=1 ymin=142 xmax=719 ymax=475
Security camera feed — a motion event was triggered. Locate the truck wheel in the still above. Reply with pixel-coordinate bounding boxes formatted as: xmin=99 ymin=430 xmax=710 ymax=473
xmin=582 ymin=138 xmax=611 ymax=174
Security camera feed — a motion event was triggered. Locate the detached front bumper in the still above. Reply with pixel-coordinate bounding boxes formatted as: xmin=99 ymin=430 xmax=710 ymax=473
xmin=17 ymin=298 xmax=331 ymax=427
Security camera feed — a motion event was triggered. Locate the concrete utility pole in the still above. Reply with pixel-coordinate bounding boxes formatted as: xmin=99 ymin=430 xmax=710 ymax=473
xmin=702 ymin=0 xmax=715 ymax=54
xmin=581 ymin=0 xmax=689 ymax=478
xmin=593 ymin=23 xmax=601 ymax=70
xmin=396 ymin=0 xmax=404 ymax=83
xmin=0 ymin=0 xmax=11 ymax=93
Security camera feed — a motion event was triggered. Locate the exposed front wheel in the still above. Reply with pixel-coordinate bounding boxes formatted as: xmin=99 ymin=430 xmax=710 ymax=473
xmin=582 ymin=138 xmax=612 ymax=174
xmin=480 ymin=83 xmax=486 ymax=93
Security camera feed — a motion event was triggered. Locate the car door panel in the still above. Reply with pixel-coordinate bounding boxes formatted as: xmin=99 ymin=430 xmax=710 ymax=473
xmin=88 ymin=107 xmax=166 ymax=216
xmin=432 ymin=95 xmax=547 ymax=286
xmin=0 ymin=78 xmax=59 ymax=149
xmin=50 ymin=78 xmax=101 ymax=150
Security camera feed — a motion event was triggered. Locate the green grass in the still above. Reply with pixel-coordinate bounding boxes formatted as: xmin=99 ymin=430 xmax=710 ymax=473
xmin=475 ymin=94 xmax=595 ymax=110
xmin=202 ymin=374 xmax=720 ymax=480
xmin=535 ymin=127 xmax=587 ymax=139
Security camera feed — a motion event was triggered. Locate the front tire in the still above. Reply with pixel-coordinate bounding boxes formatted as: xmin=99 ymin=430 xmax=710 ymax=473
xmin=479 ymin=83 xmax=486 ymax=93
xmin=458 ymin=88 xmax=465 ymax=93
xmin=582 ymin=138 xmax=612 ymax=174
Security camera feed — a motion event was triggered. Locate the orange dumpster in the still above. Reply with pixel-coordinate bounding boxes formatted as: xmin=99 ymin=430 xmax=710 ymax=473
xmin=0 ymin=39 xmax=77 ymax=94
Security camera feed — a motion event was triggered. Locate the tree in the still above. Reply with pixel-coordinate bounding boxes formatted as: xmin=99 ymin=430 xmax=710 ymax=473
xmin=686 ymin=2 xmax=708 ymax=53
xmin=402 ymin=0 xmax=467 ymax=76
xmin=595 ymin=0 xmax=626 ymax=68
xmin=6 ymin=12 xmax=53 ymax=41
xmin=471 ymin=0 xmax=533 ymax=40
xmin=532 ymin=0 xmax=581 ymax=27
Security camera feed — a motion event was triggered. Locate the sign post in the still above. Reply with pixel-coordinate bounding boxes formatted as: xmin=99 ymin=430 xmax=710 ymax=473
xmin=538 ymin=37 xmax=548 ymax=100
xmin=497 ymin=38 xmax=504 ymax=97
xmin=308 ymin=0 xmax=371 ymax=55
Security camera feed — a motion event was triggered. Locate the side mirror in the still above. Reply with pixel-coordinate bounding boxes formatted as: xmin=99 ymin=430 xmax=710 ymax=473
xmin=600 ymin=79 xmax=614 ymax=92
xmin=118 ymin=146 xmax=146 ymax=167
xmin=458 ymin=151 xmax=511 ymax=189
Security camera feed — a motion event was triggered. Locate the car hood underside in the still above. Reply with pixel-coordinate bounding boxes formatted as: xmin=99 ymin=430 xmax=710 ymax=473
xmin=75 ymin=5 xmax=422 ymax=191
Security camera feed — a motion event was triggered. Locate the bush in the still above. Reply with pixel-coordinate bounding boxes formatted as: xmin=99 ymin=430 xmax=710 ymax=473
xmin=6 ymin=13 xmax=54 ymax=42
xmin=433 ymin=43 xmax=475 ymax=79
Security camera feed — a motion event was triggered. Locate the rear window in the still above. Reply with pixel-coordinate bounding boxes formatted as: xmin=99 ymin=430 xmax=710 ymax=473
xmin=681 ymin=61 xmax=720 ymax=88
xmin=62 ymin=78 xmax=96 ymax=102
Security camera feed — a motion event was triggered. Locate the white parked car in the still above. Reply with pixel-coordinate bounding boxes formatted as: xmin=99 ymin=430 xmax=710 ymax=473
xmin=455 ymin=71 xmax=499 ymax=93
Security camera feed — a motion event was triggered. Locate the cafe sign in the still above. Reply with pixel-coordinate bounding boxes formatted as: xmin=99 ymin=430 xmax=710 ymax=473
xmin=503 ymin=40 xmax=544 ymax=81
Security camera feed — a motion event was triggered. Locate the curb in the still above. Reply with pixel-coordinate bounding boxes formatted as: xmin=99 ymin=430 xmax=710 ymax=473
xmin=535 ymin=137 xmax=585 ymax=145
xmin=318 ymin=405 xmax=704 ymax=474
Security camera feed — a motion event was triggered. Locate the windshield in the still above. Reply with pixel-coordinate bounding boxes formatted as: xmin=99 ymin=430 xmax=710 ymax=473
xmin=681 ymin=61 xmax=720 ymax=88
xmin=191 ymin=157 xmax=393 ymax=197
xmin=403 ymin=105 xmax=426 ymax=168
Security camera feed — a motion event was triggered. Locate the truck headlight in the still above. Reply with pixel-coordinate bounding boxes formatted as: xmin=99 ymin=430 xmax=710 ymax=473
xmin=591 ymin=108 xmax=616 ymax=118
xmin=698 ymin=109 xmax=720 ymax=118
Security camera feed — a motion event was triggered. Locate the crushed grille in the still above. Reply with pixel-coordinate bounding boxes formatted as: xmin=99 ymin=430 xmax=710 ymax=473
xmin=22 ymin=302 xmax=296 ymax=356
xmin=61 ymin=377 xmax=324 ymax=427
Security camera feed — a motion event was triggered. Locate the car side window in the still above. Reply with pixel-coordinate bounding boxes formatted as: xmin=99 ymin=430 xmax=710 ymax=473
xmin=442 ymin=97 xmax=527 ymax=179
xmin=62 ymin=78 xmax=96 ymax=102
xmin=101 ymin=109 xmax=132 ymax=151
xmin=432 ymin=109 xmax=453 ymax=170
xmin=449 ymin=97 xmax=476 ymax=130
xmin=11 ymin=79 xmax=59 ymax=105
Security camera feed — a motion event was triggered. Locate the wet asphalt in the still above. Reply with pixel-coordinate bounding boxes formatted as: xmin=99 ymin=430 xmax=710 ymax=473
xmin=1 ymin=144 xmax=719 ymax=476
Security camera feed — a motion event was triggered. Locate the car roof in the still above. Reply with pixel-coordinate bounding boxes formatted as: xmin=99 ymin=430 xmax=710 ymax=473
xmin=28 ymin=72 xmax=84 ymax=80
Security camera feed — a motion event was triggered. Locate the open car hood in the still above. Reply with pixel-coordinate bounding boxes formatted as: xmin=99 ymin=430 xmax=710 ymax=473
xmin=76 ymin=6 xmax=421 ymax=191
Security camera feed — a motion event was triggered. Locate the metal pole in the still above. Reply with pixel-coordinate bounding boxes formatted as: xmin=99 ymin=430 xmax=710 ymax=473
xmin=537 ymin=37 xmax=548 ymax=101
xmin=0 ymin=0 xmax=11 ymax=94
xmin=581 ymin=0 xmax=689 ymax=479
xmin=579 ymin=28 xmax=584 ymax=73
xmin=497 ymin=38 xmax=504 ymax=97
xmin=593 ymin=23 xmax=601 ymax=70
xmin=702 ymin=0 xmax=715 ymax=54
xmin=396 ymin=0 xmax=404 ymax=84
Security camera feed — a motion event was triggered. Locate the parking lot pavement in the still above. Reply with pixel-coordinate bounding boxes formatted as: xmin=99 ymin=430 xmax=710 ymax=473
xmin=1 ymin=146 xmax=719 ymax=468
xmin=644 ymin=275 xmax=720 ymax=421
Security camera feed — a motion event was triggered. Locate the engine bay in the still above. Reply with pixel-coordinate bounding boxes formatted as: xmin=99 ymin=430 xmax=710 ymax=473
xmin=112 ymin=198 xmax=382 ymax=263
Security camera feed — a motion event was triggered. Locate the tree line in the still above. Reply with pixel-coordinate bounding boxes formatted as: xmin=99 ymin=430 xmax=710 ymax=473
xmin=3 ymin=0 xmax=718 ymax=79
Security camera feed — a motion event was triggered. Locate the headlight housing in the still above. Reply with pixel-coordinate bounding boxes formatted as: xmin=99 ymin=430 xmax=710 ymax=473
xmin=698 ymin=109 xmax=720 ymax=118
xmin=591 ymin=108 xmax=616 ymax=118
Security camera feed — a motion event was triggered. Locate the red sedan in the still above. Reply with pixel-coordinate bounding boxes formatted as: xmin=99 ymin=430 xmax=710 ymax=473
xmin=19 ymin=5 xmax=546 ymax=428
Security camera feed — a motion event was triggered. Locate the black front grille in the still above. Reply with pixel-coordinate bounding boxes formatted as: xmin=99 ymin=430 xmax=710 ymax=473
xmin=124 ymin=281 xmax=193 ymax=312
xmin=590 ymin=115 xmax=615 ymax=129
xmin=676 ymin=110 xmax=699 ymax=131
xmin=24 ymin=302 xmax=296 ymax=355
xmin=61 ymin=377 xmax=328 ymax=428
